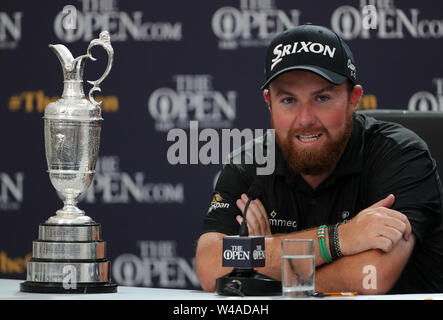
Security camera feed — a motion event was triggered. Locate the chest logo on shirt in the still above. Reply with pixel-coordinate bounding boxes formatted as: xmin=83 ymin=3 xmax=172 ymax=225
xmin=270 ymin=210 xmax=277 ymax=218
xmin=268 ymin=210 xmax=297 ymax=229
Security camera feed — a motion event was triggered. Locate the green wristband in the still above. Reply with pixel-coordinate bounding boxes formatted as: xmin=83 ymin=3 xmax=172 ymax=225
xmin=318 ymin=225 xmax=332 ymax=263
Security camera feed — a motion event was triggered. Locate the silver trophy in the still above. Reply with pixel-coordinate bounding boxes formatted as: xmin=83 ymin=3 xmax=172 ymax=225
xmin=20 ymin=31 xmax=117 ymax=293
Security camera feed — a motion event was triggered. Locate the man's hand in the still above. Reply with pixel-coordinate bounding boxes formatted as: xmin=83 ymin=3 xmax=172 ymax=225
xmin=339 ymin=194 xmax=412 ymax=256
xmin=236 ymin=193 xmax=271 ymax=236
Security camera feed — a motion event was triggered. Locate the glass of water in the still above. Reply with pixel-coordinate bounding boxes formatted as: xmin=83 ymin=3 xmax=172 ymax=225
xmin=281 ymin=239 xmax=315 ymax=297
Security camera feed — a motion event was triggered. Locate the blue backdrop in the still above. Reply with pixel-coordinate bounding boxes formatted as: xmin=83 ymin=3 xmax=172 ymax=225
xmin=0 ymin=0 xmax=442 ymax=289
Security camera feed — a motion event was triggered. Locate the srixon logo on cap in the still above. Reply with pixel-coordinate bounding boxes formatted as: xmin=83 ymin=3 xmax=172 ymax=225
xmin=271 ymin=41 xmax=337 ymax=71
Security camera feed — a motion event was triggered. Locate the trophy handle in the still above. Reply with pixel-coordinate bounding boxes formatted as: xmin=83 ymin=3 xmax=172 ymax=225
xmin=85 ymin=31 xmax=114 ymax=106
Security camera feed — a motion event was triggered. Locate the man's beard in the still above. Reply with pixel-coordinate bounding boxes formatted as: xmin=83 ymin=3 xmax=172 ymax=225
xmin=273 ymin=115 xmax=353 ymax=176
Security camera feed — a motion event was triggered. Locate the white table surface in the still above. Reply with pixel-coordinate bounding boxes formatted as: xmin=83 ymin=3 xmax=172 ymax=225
xmin=1 ymin=279 xmax=443 ymax=300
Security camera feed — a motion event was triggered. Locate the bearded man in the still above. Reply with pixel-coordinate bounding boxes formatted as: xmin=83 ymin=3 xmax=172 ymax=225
xmin=195 ymin=24 xmax=443 ymax=294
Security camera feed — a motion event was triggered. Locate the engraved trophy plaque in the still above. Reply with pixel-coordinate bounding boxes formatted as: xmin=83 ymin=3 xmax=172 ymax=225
xmin=20 ymin=31 xmax=117 ymax=293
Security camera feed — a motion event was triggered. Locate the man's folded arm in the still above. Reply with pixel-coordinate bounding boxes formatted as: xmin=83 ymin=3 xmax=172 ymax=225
xmin=195 ymin=230 xmax=415 ymax=293
xmin=195 ymin=232 xmax=230 ymax=292
xmin=315 ymin=234 xmax=415 ymax=294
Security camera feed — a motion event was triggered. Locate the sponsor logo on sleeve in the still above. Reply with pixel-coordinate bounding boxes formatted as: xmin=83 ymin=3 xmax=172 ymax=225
xmin=208 ymin=193 xmax=230 ymax=213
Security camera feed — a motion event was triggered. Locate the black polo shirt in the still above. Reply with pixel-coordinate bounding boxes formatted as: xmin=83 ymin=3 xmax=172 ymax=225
xmin=202 ymin=113 xmax=443 ymax=293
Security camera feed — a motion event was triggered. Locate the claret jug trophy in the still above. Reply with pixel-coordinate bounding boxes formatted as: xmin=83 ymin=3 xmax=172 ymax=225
xmin=20 ymin=31 xmax=117 ymax=293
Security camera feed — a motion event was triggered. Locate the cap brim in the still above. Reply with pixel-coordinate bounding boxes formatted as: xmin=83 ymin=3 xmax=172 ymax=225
xmin=260 ymin=65 xmax=348 ymax=90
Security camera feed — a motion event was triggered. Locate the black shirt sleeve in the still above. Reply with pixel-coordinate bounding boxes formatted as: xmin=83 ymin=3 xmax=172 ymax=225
xmin=364 ymin=131 xmax=442 ymax=244
xmin=363 ymin=126 xmax=443 ymax=293
xmin=201 ymin=163 xmax=255 ymax=236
